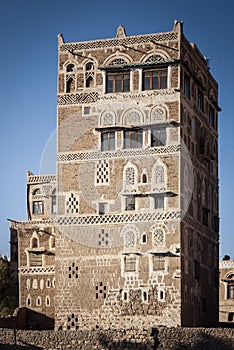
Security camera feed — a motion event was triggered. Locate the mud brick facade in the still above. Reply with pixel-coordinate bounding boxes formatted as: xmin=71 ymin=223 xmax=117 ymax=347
xmin=10 ymin=172 xmax=56 ymax=321
xmin=10 ymin=21 xmax=220 ymax=329
xmin=55 ymin=21 xmax=219 ymax=329
xmin=219 ymin=259 xmax=234 ymax=323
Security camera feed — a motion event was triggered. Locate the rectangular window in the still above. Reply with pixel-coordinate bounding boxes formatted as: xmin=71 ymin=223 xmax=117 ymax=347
xmin=33 ymin=201 xmax=43 ymax=214
xmin=83 ymin=106 xmax=91 ymax=115
xmin=143 ymin=69 xmax=167 ymax=90
xmin=209 ymin=106 xmax=215 ymax=128
xmin=154 ymin=196 xmax=164 ymax=209
xmin=194 ymin=260 xmax=200 ymax=281
xmin=197 ymin=89 xmax=204 ymax=111
xmin=184 ymin=72 xmax=190 ymax=98
xmin=153 ymin=256 xmax=165 ymax=271
xmin=202 ymin=208 xmax=209 ymax=226
xmin=125 ymin=196 xmax=135 ymax=211
xmin=227 ymin=284 xmax=234 ymax=299
xmin=125 ymin=256 xmax=136 ymax=272
xmin=106 ymin=72 xmax=130 ymax=93
xmin=101 ymin=131 xmax=115 ymax=151
xmin=124 ymin=130 xmax=143 ymax=149
xmin=52 ymin=194 xmax=56 ymax=214
xmin=99 ymin=203 xmax=107 ymax=215
xmin=151 ymin=128 xmax=166 ymax=147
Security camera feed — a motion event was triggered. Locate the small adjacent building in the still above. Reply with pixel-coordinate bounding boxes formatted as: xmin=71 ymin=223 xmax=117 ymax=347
xmin=9 ymin=171 xmax=56 ymax=323
xmin=219 ymin=258 xmax=234 ymax=323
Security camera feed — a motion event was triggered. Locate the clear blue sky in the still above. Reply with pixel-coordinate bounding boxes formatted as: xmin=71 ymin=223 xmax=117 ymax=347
xmin=0 ymin=0 xmax=233 ymax=259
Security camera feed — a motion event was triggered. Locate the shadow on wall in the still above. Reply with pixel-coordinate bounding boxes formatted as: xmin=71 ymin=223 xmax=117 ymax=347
xmin=0 ymin=346 xmax=43 ymax=350
xmin=98 ymin=332 xmax=152 ymax=349
xmin=0 ymin=308 xmax=54 ymax=330
xmin=98 ymin=329 xmax=234 ymax=350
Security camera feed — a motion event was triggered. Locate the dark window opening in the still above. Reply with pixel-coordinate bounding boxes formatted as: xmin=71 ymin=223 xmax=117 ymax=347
xmin=143 ymin=291 xmax=148 ymax=301
xmin=197 ymin=89 xmax=204 ymax=111
xmin=184 ymin=72 xmax=190 ymax=98
xmin=194 ymin=260 xmax=200 ymax=281
xmin=66 ymin=64 xmax=75 ymax=72
xmin=123 ymin=292 xmax=128 ymax=301
xmin=142 ymin=173 xmax=147 ymax=183
xmin=86 ymin=62 xmax=94 ymax=70
xmin=32 ymin=238 xmax=38 ymax=248
xmin=66 ymin=77 xmax=75 ymax=93
xmin=209 ymin=106 xmax=215 ymax=128
xmin=99 ymin=203 xmax=107 ymax=215
xmin=86 ymin=76 xmax=94 ymax=88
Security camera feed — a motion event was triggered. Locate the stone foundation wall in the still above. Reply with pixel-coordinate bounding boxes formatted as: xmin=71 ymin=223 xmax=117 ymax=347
xmin=0 ymin=327 xmax=233 ymax=350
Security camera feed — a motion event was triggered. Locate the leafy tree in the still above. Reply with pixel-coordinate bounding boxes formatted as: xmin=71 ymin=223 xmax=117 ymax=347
xmin=0 ymin=258 xmax=16 ymax=316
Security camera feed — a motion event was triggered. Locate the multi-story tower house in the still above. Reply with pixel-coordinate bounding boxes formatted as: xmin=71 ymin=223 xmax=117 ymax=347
xmin=9 ymin=171 xmax=56 ymax=325
xmin=55 ymin=21 xmax=219 ymax=329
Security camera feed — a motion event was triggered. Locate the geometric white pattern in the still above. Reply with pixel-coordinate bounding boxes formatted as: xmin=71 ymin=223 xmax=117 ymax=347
xmin=96 ymin=159 xmax=109 ymax=185
xmin=57 ymin=210 xmax=181 ymax=226
xmin=66 ymin=193 xmax=79 ymax=214
xmin=152 ymin=228 xmax=165 ymax=247
xmin=57 ymin=144 xmax=180 ymax=163
xmin=121 ymin=224 xmax=140 ymax=247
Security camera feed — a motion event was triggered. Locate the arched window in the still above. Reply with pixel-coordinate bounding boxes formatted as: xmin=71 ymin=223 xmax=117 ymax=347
xmin=26 ymin=295 xmax=31 ymax=306
xmin=46 ymin=296 xmax=50 ymax=306
xmin=85 ymin=61 xmax=95 ymax=88
xmin=66 ymin=64 xmax=75 ymax=72
xmin=50 ymin=235 xmax=55 ymax=249
xmin=123 ymin=162 xmax=138 ymax=193
xmin=40 ymin=279 xmax=44 ymax=290
xmin=32 ymin=188 xmax=40 ymax=196
xmin=26 ymin=278 xmax=30 ymax=290
xmin=121 ymin=224 xmax=140 ymax=248
xmin=142 ymin=173 xmax=147 ymax=183
xmin=32 ymin=237 xmax=38 ymax=248
xmin=86 ymin=62 xmax=94 ymax=70
xmin=124 ymin=230 xmax=136 ymax=247
xmin=36 ymin=296 xmax=42 ymax=306
xmin=152 ymin=228 xmax=165 ymax=248
xmin=152 ymin=160 xmax=167 ymax=192
xmin=32 ymin=279 xmax=38 ymax=289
